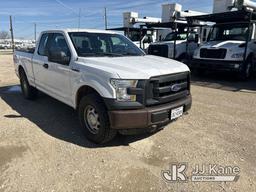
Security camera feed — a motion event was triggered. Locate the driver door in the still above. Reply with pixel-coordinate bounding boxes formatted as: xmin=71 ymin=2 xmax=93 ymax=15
xmin=44 ymin=33 xmax=72 ymax=105
xmin=187 ymin=33 xmax=199 ymax=57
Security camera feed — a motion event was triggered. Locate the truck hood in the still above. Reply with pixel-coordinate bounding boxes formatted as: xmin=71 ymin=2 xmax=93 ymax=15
xmin=200 ymin=40 xmax=245 ymax=49
xmin=77 ymin=55 xmax=189 ymax=79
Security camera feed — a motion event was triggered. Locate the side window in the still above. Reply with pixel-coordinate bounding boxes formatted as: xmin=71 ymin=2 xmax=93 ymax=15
xmin=99 ymin=39 xmax=107 ymax=52
xmin=48 ymin=33 xmax=71 ymax=65
xmin=38 ymin=33 xmax=49 ymax=56
xmin=111 ymin=37 xmax=125 ymax=46
xmin=49 ymin=33 xmax=70 ymax=57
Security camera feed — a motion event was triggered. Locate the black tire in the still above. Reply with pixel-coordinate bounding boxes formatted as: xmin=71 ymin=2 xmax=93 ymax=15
xmin=239 ymin=58 xmax=252 ymax=81
xmin=177 ymin=54 xmax=187 ymax=64
xmin=78 ymin=94 xmax=117 ymax=144
xmin=193 ymin=68 xmax=206 ymax=76
xmin=19 ymin=69 xmax=38 ymax=100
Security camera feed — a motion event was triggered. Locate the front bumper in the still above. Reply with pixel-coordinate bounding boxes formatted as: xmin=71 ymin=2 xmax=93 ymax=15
xmin=108 ymin=95 xmax=192 ymax=130
xmin=188 ymin=59 xmax=243 ymax=72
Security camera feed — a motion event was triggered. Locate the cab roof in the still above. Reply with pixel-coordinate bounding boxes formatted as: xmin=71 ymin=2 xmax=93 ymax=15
xmin=41 ymin=28 xmax=118 ymax=34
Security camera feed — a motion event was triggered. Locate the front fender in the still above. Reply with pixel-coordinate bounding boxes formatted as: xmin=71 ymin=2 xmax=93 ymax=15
xmin=71 ymin=66 xmax=117 ymax=108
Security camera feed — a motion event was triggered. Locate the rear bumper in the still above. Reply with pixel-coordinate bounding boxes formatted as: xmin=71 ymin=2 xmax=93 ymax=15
xmin=188 ymin=59 xmax=243 ymax=72
xmin=108 ymin=95 xmax=192 ymax=130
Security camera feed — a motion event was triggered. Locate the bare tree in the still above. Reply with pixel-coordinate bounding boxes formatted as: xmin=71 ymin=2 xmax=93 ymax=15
xmin=0 ymin=31 xmax=11 ymax=39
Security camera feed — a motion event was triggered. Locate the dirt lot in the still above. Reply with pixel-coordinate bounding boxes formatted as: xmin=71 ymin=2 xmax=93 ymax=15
xmin=0 ymin=52 xmax=255 ymax=192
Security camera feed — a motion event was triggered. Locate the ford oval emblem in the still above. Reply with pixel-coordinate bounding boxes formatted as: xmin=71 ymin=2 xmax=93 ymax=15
xmin=171 ymin=84 xmax=182 ymax=92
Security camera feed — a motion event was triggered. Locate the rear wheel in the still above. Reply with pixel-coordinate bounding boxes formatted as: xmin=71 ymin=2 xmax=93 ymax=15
xmin=19 ymin=69 xmax=38 ymax=100
xmin=78 ymin=94 xmax=117 ymax=144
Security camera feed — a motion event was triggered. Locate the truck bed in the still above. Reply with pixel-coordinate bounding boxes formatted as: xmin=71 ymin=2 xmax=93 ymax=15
xmin=14 ymin=49 xmax=35 ymax=84
xmin=16 ymin=47 xmax=35 ymax=54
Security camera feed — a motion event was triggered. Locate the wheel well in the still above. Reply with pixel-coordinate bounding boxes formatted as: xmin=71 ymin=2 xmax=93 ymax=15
xmin=18 ymin=66 xmax=25 ymax=77
xmin=76 ymin=86 xmax=102 ymax=109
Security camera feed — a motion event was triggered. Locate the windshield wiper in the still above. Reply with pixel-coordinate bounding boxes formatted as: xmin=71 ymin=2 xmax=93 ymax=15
xmin=122 ymin=52 xmax=144 ymax=56
xmin=79 ymin=52 xmax=123 ymax=57
xmin=95 ymin=52 xmax=123 ymax=57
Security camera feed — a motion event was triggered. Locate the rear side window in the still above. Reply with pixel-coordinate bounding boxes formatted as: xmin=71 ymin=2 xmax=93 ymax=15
xmin=38 ymin=33 xmax=49 ymax=56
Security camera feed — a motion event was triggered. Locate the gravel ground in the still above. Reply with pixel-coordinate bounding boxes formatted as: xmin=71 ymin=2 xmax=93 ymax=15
xmin=0 ymin=53 xmax=255 ymax=192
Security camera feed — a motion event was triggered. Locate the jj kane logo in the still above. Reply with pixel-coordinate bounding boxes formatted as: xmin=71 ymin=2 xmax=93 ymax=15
xmin=162 ymin=163 xmax=240 ymax=183
xmin=162 ymin=163 xmax=188 ymax=182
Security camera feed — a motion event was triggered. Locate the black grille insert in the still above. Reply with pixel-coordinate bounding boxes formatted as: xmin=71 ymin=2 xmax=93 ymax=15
xmin=200 ymin=48 xmax=227 ymax=59
xmin=148 ymin=45 xmax=169 ymax=58
xmin=146 ymin=72 xmax=190 ymax=106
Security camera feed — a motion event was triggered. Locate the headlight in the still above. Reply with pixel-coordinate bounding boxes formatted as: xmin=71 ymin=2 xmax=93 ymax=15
xmin=231 ymin=53 xmax=244 ymax=59
xmin=110 ymin=79 xmax=138 ymax=102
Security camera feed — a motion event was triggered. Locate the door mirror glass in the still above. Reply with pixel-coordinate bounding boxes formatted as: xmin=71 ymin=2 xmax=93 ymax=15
xmin=187 ymin=34 xmax=199 ymax=43
xmin=143 ymin=36 xmax=153 ymax=44
xmin=187 ymin=34 xmax=195 ymax=42
xmin=48 ymin=49 xmax=70 ymax=65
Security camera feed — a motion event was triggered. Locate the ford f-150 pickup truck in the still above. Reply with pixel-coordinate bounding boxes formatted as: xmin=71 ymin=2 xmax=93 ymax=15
xmin=13 ymin=29 xmax=192 ymax=143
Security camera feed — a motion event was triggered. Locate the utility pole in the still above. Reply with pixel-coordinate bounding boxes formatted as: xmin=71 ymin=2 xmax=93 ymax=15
xmin=34 ymin=23 xmax=37 ymax=42
xmin=78 ymin=8 xmax=81 ymax=30
xmin=104 ymin=7 xmax=108 ymax=30
xmin=9 ymin=15 xmax=14 ymax=52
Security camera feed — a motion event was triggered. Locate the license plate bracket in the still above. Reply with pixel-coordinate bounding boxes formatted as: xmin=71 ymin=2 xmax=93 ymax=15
xmin=170 ymin=106 xmax=184 ymax=120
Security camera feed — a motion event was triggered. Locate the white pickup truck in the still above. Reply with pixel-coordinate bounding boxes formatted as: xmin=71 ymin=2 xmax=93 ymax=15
xmin=13 ymin=29 xmax=192 ymax=143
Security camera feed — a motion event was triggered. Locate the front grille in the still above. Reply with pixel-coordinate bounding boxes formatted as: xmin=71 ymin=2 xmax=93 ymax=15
xmin=146 ymin=72 xmax=190 ymax=106
xmin=200 ymin=48 xmax=227 ymax=59
xmin=148 ymin=45 xmax=169 ymax=58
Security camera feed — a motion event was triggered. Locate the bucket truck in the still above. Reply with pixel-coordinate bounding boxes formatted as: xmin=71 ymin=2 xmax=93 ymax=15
xmin=189 ymin=0 xmax=256 ymax=80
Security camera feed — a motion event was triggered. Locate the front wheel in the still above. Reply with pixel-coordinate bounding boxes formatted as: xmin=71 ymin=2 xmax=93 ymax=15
xmin=239 ymin=60 xmax=252 ymax=81
xmin=78 ymin=94 xmax=117 ymax=144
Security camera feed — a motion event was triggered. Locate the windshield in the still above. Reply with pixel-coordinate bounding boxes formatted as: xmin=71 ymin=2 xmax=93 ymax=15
xmin=69 ymin=32 xmax=145 ymax=57
xmin=209 ymin=23 xmax=250 ymax=41
xmin=164 ymin=33 xmax=188 ymax=41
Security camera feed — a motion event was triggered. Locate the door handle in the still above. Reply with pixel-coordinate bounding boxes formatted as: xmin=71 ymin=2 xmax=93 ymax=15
xmin=71 ymin=68 xmax=80 ymax=72
xmin=43 ymin=63 xmax=49 ymax=69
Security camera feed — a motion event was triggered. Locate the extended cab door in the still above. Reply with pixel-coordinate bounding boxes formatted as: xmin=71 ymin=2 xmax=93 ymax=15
xmin=33 ymin=33 xmax=51 ymax=91
xmin=44 ymin=33 xmax=72 ymax=105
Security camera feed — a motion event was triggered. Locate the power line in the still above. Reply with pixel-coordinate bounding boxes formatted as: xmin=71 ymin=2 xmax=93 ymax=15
xmin=54 ymin=0 xmax=79 ymax=16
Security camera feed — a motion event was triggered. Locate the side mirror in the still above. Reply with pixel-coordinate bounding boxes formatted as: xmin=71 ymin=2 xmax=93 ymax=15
xmin=187 ymin=35 xmax=195 ymax=42
xmin=142 ymin=36 xmax=153 ymax=44
xmin=142 ymin=36 xmax=149 ymax=44
xmin=195 ymin=34 xmax=199 ymax=43
xmin=48 ymin=49 xmax=70 ymax=65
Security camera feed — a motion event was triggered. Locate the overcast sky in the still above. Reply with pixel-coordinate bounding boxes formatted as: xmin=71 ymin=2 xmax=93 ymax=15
xmin=0 ymin=0 xmax=212 ymax=39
